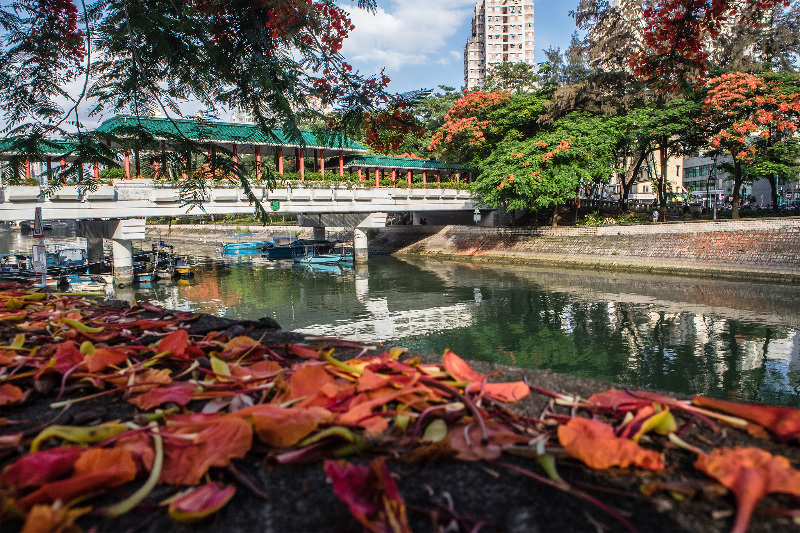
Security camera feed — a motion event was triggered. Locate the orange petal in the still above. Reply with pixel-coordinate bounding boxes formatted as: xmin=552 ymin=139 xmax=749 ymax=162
xmin=235 ymin=404 xmax=333 ymax=447
xmin=693 ymin=395 xmax=800 ymax=442
xmin=357 ymin=368 xmax=391 ymax=392
xmin=557 ymin=417 xmax=664 ymax=471
xmin=0 ymin=383 xmax=24 ymax=405
xmin=83 ymin=347 xmax=130 ymax=372
xmin=442 ymin=349 xmax=483 ymax=382
xmin=466 ymin=381 xmax=529 ymax=402
xmin=695 ymin=447 xmax=800 ymax=533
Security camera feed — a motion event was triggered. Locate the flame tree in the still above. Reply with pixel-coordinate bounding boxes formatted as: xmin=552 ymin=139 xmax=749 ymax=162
xmin=702 ymin=71 xmax=800 ymax=218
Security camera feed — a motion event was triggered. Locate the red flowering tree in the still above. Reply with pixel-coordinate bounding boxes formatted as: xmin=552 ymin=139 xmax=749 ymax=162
xmin=428 ymin=90 xmax=512 ymax=164
xmin=702 ymin=71 xmax=800 ymax=218
xmin=632 ymin=0 xmax=789 ymax=90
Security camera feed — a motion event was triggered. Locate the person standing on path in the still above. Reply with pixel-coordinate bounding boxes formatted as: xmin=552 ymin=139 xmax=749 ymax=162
xmin=652 ymin=210 xmax=659 ymax=223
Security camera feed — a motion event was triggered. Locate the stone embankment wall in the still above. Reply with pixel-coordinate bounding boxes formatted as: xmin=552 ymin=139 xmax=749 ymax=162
xmin=146 ymin=224 xmax=329 ymax=245
xmin=370 ymin=218 xmax=800 ymax=283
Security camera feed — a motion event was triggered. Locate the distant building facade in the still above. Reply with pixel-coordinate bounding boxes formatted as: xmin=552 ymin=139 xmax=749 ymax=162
xmin=464 ymin=0 xmax=535 ymax=90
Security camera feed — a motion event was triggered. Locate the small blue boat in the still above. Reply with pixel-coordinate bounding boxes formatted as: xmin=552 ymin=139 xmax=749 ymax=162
xmin=220 ymin=241 xmax=268 ymax=254
xmin=293 ymin=243 xmax=355 ymax=265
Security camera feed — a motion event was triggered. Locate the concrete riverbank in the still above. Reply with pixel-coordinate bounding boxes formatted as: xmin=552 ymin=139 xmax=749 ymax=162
xmin=372 ymin=218 xmax=800 ymax=284
xmin=147 ymin=217 xmax=800 ymax=283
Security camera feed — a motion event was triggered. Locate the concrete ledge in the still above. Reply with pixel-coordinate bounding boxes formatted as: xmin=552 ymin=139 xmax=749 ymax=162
xmin=213 ymin=190 xmax=238 ymax=202
xmin=153 ymin=190 xmax=180 ymax=203
xmin=84 ymin=186 xmax=116 ymax=201
xmin=51 ymin=186 xmax=81 ymax=201
xmin=3 ymin=186 xmax=41 ymax=202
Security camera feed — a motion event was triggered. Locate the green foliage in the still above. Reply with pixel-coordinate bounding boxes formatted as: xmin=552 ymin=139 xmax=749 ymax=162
xmin=473 ymin=112 xmax=621 ymax=212
xmin=99 ymin=168 xmax=127 ymax=181
xmin=484 ymin=62 xmax=540 ymax=92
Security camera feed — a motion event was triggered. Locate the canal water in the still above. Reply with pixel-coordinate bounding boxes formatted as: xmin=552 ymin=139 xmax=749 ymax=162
xmin=3 ymin=229 xmax=799 ymax=408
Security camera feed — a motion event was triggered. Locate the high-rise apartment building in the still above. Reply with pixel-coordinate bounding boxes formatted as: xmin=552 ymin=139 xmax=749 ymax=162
xmin=464 ymin=0 xmax=535 ymax=90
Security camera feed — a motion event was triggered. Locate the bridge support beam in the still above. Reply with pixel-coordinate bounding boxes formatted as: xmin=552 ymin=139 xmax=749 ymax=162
xmin=354 ymin=228 xmax=368 ymax=263
xmin=111 ymin=239 xmax=133 ymax=285
xmin=87 ymin=237 xmax=104 ymax=274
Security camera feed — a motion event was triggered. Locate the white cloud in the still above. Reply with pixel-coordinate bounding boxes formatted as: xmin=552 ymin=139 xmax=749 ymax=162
xmin=340 ymin=0 xmax=475 ymax=73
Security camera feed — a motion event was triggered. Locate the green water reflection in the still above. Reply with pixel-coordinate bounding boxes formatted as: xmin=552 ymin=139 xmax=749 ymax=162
xmin=128 ymin=249 xmax=800 ymax=408
xmin=2 ymin=230 xmax=799 ymax=407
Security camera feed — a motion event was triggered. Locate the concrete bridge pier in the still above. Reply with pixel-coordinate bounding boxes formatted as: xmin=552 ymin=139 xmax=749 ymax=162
xmin=111 ymin=239 xmax=133 ymax=285
xmin=313 ymin=227 xmax=326 ymax=241
xmin=87 ymin=237 xmax=104 ymax=274
xmin=354 ymin=228 xmax=368 ymax=263
xmin=78 ymin=218 xmax=146 ymax=286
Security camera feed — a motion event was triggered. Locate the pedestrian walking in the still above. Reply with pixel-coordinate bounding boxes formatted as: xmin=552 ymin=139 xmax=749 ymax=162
xmin=652 ymin=210 xmax=659 ymax=223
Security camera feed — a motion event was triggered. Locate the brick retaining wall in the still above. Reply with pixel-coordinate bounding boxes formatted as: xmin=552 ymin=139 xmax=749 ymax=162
xmin=375 ymin=218 xmax=800 ymax=283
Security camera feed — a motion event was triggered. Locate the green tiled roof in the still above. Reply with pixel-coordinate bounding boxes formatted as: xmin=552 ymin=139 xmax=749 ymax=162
xmin=95 ymin=116 xmax=368 ymax=152
xmin=0 ymin=139 xmax=78 ymax=156
xmin=343 ymin=154 xmax=470 ymax=171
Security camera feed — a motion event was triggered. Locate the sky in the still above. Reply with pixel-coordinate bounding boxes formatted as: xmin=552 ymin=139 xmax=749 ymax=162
xmin=339 ymin=0 xmax=582 ymax=94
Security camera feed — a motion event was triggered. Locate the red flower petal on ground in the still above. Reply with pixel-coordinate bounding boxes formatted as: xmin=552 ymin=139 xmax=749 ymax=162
xmin=128 ymin=382 xmax=198 ymax=411
xmin=157 ymin=329 xmax=190 ymax=359
xmin=168 ymin=482 xmax=236 ymax=524
xmin=324 ymin=457 xmax=412 ymax=533
xmin=0 ymin=446 xmax=84 ymax=491
xmin=18 ymin=447 xmax=138 ymax=509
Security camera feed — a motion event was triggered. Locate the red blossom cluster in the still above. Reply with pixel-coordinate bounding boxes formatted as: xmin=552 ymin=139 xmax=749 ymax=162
xmin=703 ymin=72 xmax=800 ymax=160
xmin=631 ymin=0 xmax=787 ymax=90
xmin=363 ymin=99 xmax=424 ymax=154
xmin=428 ymin=90 xmax=510 ymax=155
xmin=22 ymin=0 xmax=85 ymax=78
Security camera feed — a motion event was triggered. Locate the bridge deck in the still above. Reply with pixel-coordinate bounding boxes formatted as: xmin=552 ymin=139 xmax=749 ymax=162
xmin=0 ymin=181 xmax=476 ymax=221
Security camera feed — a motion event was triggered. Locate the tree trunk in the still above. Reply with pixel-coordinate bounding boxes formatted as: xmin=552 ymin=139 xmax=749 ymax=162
xmin=731 ymin=159 xmax=743 ymax=220
xmin=551 ymin=205 xmax=560 ymax=227
xmin=657 ymin=143 xmax=669 ymax=221
xmin=770 ymin=174 xmax=779 ymax=214
xmin=618 ymin=150 xmax=647 ymax=211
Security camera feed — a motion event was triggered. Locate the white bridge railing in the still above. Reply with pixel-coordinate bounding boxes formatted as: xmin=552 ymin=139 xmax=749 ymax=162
xmin=0 ymin=180 xmax=476 ymax=222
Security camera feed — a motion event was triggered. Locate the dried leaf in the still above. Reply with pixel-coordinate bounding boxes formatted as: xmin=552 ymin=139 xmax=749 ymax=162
xmin=219 ymin=336 xmax=265 ymax=359
xmin=83 ymin=347 xmax=132 ymax=372
xmin=557 ymin=417 xmax=664 ymax=471
xmin=447 ymin=420 xmax=528 ymax=461
xmin=694 ymin=447 xmax=800 ymax=533
xmin=156 ymin=416 xmax=253 ymax=485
